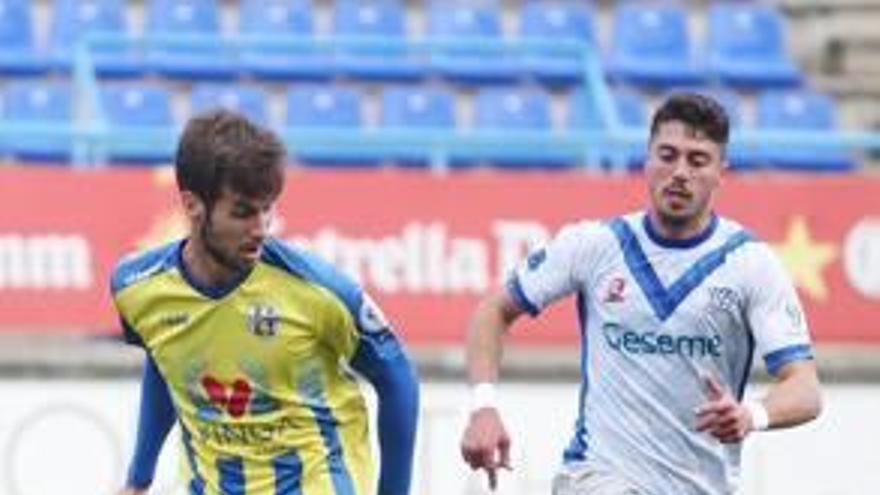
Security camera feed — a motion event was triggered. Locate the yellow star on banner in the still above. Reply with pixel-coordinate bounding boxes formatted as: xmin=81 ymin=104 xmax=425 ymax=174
xmin=771 ymin=216 xmax=837 ymax=302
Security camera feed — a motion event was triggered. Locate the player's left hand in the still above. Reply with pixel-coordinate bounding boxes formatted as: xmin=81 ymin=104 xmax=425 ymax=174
xmin=694 ymin=374 xmax=754 ymax=444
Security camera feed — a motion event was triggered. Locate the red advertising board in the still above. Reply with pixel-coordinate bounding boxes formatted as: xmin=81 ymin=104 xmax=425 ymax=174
xmin=0 ymin=166 xmax=877 ymax=345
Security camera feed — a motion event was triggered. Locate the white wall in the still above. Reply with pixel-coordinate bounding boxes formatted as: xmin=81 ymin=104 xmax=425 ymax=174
xmin=0 ymin=379 xmax=875 ymax=495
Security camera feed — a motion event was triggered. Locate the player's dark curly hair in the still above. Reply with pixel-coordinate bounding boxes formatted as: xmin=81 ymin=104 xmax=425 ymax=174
xmin=650 ymin=93 xmax=730 ymax=146
xmin=175 ymin=109 xmax=285 ymax=206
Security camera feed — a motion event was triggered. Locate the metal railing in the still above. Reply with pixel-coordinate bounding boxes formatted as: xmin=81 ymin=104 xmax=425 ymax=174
xmin=0 ymin=33 xmax=878 ymax=170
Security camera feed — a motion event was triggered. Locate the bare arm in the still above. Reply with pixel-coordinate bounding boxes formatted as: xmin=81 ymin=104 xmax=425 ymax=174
xmin=465 ymin=291 xmax=526 ymax=384
xmin=460 ymin=290 xmax=526 ymax=490
xmin=761 ymin=359 xmax=822 ymax=429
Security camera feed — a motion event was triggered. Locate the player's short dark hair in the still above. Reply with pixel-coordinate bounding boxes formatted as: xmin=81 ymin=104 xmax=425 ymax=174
xmin=650 ymin=93 xmax=730 ymax=146
xmin=175 ymin=109 xmax=286 ymax=205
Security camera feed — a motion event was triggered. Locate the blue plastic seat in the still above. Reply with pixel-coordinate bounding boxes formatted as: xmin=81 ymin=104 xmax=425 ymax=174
xmin=286 ymin=85 xmax=362 ymax=128
xmin=569 ymin=87 xmax=647 ymax=169
xmin=520 ymin=1 xmax=597 ymax=84
xmin=609 ymin=1 xmax=705 ymax=86
xmin=467 ymin=86 xmax=575 ymax=168
xmin=569 ymin=87 xmax=646 ymax=129
xmin=708 ymin=3 xmax=801 ymax=88
xmin=0 ymin=0 xmax=52 ymax=75
xmin=145 ymin=0 xmax=236 ymax=80
xmin=239 ymin=0 xmax=312 ymax=34
xmin=334 ymin=0 xmax=425 ymax=80
xmin=286 ymin=85 xmax=373 ymax=166
xmin=238 ymin=0 xmax=332 ymax=81
xmin=100 ymin=84 xmax=175 ymax=163
xmin=755 ymin=89 xmax=853 ymax=171
xmin=49 ymin=0 xmax=140 ymax=77
xmin=380 ymin=86 xmax=455 ymax=165
xmin=190 ymin=84 xmax=269 ymax=125
xmin=382 ymin=86 xmax=455 ymax=128
xmin=0 ymin=82 xmax=72 ymax=161
xmin=427 ymin=1 xmax=520 ymax=84
xmin=475 ymin=87 xmax=551 ymax=130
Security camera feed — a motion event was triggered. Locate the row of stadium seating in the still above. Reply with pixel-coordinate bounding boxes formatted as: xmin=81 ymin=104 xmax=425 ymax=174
xmin=0 ymin=0 xmax=799 ymax=87
xmin=0 ymin=81 xmax=853 ymax=171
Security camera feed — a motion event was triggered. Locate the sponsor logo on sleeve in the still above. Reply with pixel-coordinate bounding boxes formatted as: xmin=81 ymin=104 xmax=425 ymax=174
xmin=358 ymin=293 xmax=392 ymax=333
xmin=526 ymin=248 xmax=547 ymax=271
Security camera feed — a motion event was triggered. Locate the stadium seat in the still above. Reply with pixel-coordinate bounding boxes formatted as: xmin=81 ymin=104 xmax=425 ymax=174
xmin=708 ymin=3 xmax=801 ymax=88
xmin=145 ymin=0 xmax=237 ymax=80
xmin=238 ymin=0 xmax=332 ymax=81
xmin=468 ymin=86 xmax=574 ymax=168
xmin=0 ymin=0 xmax=52 ymax=75
xmin=380 ymin=85 xmax=455 ymax=165
xmin=49 ymin=0 xmax=139 ymax=77
xmin=609 ymin=1 xmax=705 ymax=87
xmin=475 ymin=87 xmax=552 ymax=130
xmin=286 ymin=85 xmax=362 ymax=128
xmin=382 ymin=86 xmax=455 ymax=128
xmin=427 ymin=0 xmax=521 ymax=84
xmin=286 ymin=85 xmax=373 ymax=166
xmin=190 ymin=84 xmax=269 ymax=125
xmin=569 ymin=87 xmax=646 ymax=129
xmin=520 ymin=1 xmax=597 ymax=85
xmin=569 ymin=86 xmax=647 ymax=169
xmin=239 ymin=0 xmax=312 ymax=34
xmin=755 ymin=89 xmax=854 ymax=171
xmin=334 ymin=0 xmax=426 ymax=80
xmin=100 ymin=84 xmax=175 ymax=163
xmin=0 ymin=82 xmax=72 ymax=161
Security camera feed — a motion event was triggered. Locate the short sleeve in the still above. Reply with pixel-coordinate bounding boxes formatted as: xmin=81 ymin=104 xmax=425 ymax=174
xmin=745 ymin=244 xmax=814 ymax=375
xmin=506 ymin=221 xmax=602 ymax=317
xmin=321 ymin=285 xmax=399 ymax=362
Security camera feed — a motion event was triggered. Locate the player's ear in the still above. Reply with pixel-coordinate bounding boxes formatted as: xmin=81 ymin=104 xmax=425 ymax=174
xmin=180 ymin=190 xmax=205 ymax=222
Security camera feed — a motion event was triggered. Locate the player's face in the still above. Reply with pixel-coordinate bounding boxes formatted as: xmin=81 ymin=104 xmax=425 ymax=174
xmin=198 ymin=187 xmax=276 ymax=273
xmin=645 ymin=121 xmax=726 ymax=230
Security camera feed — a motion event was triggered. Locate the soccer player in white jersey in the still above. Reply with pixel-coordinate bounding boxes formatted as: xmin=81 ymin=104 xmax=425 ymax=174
xmin=460 ymin=93 xmax=822 ymax=495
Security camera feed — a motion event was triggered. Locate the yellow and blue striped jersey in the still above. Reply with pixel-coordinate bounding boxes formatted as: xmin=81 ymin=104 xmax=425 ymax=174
xmin=111 ymin=238 xmax=419 ymax=495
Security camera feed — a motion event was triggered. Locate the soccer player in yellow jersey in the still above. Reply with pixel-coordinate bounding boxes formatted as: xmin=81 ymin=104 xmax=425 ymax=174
xmin=112 ymin=110 xmax=419 ymax=495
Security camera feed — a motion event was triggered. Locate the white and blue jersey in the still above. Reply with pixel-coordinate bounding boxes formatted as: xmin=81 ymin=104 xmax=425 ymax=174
xmin=507 ymin=211 xmax=813 ymax=495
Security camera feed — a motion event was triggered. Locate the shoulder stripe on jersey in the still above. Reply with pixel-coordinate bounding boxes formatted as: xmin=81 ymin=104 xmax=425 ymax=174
xmin=110 ymin=241 xmax=180 ymax=295
xmin=607 ymin=218 xmax=753 ymax=322
xmin=505 ymin=275 xmax=540 ymax=316
xmin=273 ymin=451 xmax=303 ymax=494
xmin=261 ymin=238 xmax=363 ymax=320
xmin=764 ymin=344 xmax=813 ymax=376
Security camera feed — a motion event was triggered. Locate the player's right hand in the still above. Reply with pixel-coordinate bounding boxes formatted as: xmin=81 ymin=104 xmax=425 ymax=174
xmin=460 ymin=407 xmax=512 ymax=491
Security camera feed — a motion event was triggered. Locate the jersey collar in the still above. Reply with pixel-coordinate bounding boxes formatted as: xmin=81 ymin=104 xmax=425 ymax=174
xmin=643 ymin=212 xmax=718 ymax=249
xmin=176 ymin=239 xmax=253 ymax=299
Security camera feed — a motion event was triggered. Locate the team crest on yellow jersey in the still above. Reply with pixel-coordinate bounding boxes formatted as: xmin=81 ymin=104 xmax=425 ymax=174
xmin=247 ymin=302 xmax=281 ymax=338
